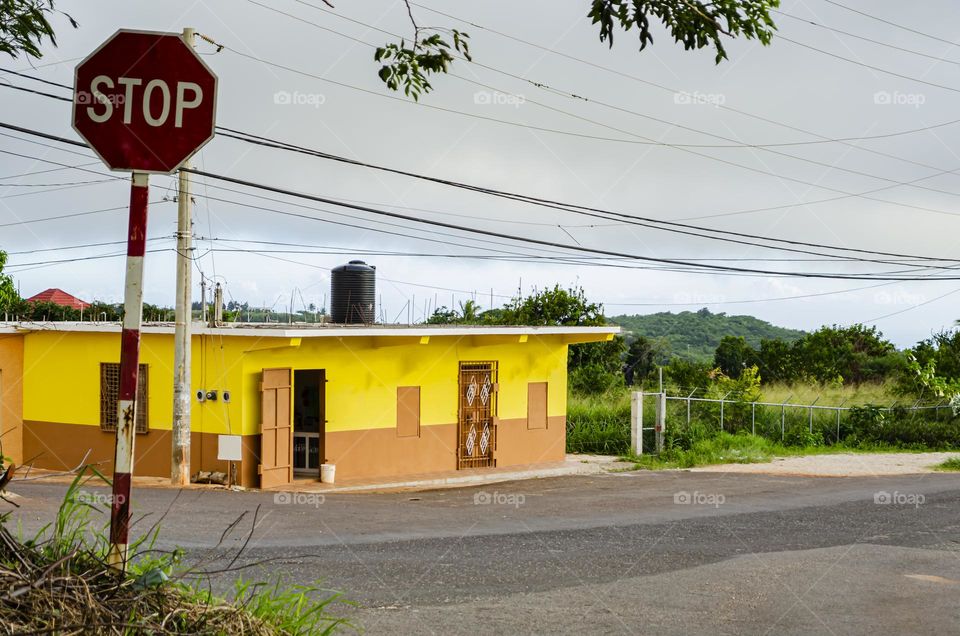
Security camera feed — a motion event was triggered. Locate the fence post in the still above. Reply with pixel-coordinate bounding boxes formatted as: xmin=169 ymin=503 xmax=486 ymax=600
xmin=631 ymin=391 xmax=643 ymax=456
xmin=686 ymin=388 xmax=696 ymax=426
xmin=656 ymin=392 xmax=666 ymax=453
xmin=809 ymin=395 xmax=820 ymax=434
xmin=719 ymin=390 xmax=732 ymax=432
xmin=779 ymin=394 xmax=791 ymax=442
xmin=751 ymin=402 xmax=756 ymax=435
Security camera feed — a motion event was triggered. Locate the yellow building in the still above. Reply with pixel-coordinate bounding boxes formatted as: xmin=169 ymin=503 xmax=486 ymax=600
xmin=0 ymin=322 xmax=617 ymax=487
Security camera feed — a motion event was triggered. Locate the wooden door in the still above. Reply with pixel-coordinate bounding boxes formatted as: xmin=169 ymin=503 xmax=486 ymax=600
xmin=260 ymin=368 xmax=292 ymax=488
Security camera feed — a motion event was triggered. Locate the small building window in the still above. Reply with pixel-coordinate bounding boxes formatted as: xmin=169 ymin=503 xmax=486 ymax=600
xmin=397 ymin=386 xmax=420 ymax=438
xmin=100 ymin=362 xmax=149 ymax=433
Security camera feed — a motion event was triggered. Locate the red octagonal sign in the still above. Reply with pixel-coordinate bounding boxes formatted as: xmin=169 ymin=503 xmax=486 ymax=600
xmin=73 ymin=29 xmax=218 ymax=173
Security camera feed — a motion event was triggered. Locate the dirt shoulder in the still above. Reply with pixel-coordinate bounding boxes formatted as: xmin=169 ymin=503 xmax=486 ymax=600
xmin=690 ymin=451 xmax=959 ymax=477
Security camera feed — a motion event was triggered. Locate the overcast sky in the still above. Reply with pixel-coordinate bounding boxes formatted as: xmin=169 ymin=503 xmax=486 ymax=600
xmin=2 ymin=0 xmax=960 ymax=347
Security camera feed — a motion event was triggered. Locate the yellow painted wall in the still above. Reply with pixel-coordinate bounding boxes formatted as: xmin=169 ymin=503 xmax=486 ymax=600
xmin=22 ymin=331 xmax=244 ymax=436
xmin=22 ymin=330 xmax=572 ymax=436
xmin=238 ymin=334 xmax=570 ymax=435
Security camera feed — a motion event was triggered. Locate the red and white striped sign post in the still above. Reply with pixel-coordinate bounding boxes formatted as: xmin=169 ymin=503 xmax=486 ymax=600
xmin=107 ymin=172 xmax=149 ymax=567
xmin=72 ymin=29 xmax=217 ymax=569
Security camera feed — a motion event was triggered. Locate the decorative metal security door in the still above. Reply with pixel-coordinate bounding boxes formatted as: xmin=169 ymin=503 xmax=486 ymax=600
xmin=458 ymin=361 xmax=498 ymax=469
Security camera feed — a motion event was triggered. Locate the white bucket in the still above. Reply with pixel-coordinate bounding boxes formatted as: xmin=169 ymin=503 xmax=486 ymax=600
xmin=320 ymin=463 xmax=336 ymax=484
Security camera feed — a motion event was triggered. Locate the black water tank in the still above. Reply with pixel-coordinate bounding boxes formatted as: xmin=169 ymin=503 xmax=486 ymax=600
xmin=331 ymin=260 xmax=376 ymax=324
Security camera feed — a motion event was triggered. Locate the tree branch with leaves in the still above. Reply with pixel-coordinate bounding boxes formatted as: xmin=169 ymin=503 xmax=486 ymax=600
xmin=0 ymin=0 xmax=76 ymax=59
xmin=375 ymin=0 xmax=778 ymax=98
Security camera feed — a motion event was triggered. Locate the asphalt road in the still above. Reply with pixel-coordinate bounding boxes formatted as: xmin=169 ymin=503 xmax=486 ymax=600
xmin=7 ymin=470 xmax=960 ymax=635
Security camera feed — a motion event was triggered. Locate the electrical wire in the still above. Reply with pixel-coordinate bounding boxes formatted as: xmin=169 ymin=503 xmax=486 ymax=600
xmin=182 ymin=165 xmax=960 ymax=281
xmin=238 ymin=1 xmax=960 ymax=200
xmin=214 ymin=127 xmax=960 ymax=265
xmin=819 ymin=0 xmax=959 ymax=48
xmin=407 ymin=1 xmax=960 ymax=173
xmin=774 ymin=9 xmax=960 ymax=66
xmin=4 ymin=119 xmax=960 ymax=271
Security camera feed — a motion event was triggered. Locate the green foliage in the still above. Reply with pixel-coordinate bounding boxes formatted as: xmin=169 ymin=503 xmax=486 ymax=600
xmin=425 ymin=299 xmax=484 ymax=325
xmin=500 ymin=285 xmax=605 ymax=326
xmin=610 ymin=308 xmax=804 ymax=363
xmin=935 ymin=456 xmax=960 ymax=472
xmin=623 ymin=335 xmax=666 ymax=386
xmin=0 ymin=0 xmax=76 ymax=59
xmin=713 ymin=335 xmax=757 ymax=377
xmin=588 ymin=0 xmax=779 ymax=63
xmin=566 ymin=392 xmax=632 ymax=454
xmin=664 ymin=358 xmax=712 ymax=391
xmin=792 ymin=324 xmax=901 ymax=385
xmin=374 ymin=29 xmax=471 ymax=100
xmin=377 ymin=2 xmax=778 ymax=98
xmin=234 ymin=578 xmax=353 ymax=636
xmin=632 ymin=432 xmax=778 ymax=469
xmin=0 ymin=250 xmax=17 ymax=311
xmin=4 ymin=469 xmax=352 ymax=634
xmin=569 ymin=362 xmax=624 ymax=395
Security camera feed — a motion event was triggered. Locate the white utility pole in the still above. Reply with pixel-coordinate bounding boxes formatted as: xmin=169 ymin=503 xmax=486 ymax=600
xmin=171 ymin=27 xmax=195 ymax=486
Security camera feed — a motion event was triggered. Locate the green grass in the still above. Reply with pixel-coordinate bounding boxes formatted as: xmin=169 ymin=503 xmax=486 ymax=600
xmin=934 ymin=456 xmax=960 ymax=472
xmin=759 ymin=381 xmax=902 ymax=407
xmin=626 ymin=432 xmax=778 ymax=469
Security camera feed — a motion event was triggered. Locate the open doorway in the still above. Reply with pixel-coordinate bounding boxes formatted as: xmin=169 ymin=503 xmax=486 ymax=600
xmin=293 ymin=369 xmax=326 ymax=478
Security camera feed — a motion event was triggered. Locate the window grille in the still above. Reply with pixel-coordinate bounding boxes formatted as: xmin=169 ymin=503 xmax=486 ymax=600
xmin=100 ymin=363 xmax=148 ymax=433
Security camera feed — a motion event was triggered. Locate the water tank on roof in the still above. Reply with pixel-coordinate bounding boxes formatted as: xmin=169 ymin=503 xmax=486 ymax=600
xmin=331 ymin=260 xmax=376 ymax=324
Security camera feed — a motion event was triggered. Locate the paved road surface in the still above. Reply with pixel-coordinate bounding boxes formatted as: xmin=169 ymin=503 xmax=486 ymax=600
xmin=7 ymin=470 xmax=960 ymax=635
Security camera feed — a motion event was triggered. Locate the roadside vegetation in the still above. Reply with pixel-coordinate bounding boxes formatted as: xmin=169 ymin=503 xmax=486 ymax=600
xmin=568 ymin=303 xmax=960 ymax=465
xmin=0 ymin=469 xmax=353 ymax=635
xmin=934 ymin=457 xmax=960 ymax=472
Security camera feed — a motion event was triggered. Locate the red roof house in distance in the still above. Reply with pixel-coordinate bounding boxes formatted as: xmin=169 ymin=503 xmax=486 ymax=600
xmin=26 ymin=288 xmax=90 ymax=310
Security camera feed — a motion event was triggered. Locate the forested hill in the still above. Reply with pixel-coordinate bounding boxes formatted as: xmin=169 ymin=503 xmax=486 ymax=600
xmin=609 ymin=308 xmax=805 ymax=362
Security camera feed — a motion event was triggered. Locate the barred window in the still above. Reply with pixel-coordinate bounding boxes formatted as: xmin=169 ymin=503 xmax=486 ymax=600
xmin=100 ymin=363 xmax=149 ymax=433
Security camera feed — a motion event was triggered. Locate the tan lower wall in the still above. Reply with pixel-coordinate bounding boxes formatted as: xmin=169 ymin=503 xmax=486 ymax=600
xmin=24 ymin=415 xmax=568 ymax=487
xmin=320 ymin=416 xmax=567 ymax=482
xmin=23 ymin=421 xmax=242 ymax=480
xmin=0 ymin=335 xmax=24 ymax=466
xmin=323 ymin=423 xmax=459 ymax=481
xmin=494 ymin=416 xmax=567 ymax=467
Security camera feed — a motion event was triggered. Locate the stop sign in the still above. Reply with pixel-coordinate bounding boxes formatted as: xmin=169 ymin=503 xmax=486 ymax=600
xmin=73 ymin=29 xmax=217 ymax=173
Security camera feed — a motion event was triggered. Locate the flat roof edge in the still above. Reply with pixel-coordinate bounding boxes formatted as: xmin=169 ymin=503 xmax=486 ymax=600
xmin=0 ymin=322 xmax=621 ymax=338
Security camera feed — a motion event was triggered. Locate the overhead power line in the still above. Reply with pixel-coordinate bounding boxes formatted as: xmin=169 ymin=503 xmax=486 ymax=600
xmin=406 ymin=1 xmax=960 ymax=174
xmin=778 ymin=34 xmax=960 ymax=93
xmin=241 ymin=1 xmax=960 ymax=196
xmin=3 ymin=119 xmax=960 ymax=271
xmin=774 ymin=10 xmax=960 ymax=66
xmin=819 ymin=0 xmax=960 ymax=48
xmin=180 ymin=165 xmax=960 ymax=281
xmin=8 ymin=64 xmax=960 ymax=224
xmin=214 ymin=126 xmax=960 ymax=265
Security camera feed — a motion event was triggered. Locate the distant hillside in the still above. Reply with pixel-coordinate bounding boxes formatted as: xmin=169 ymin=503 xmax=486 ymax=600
xmin=609 ymin=308 xmax=805 ymax=362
